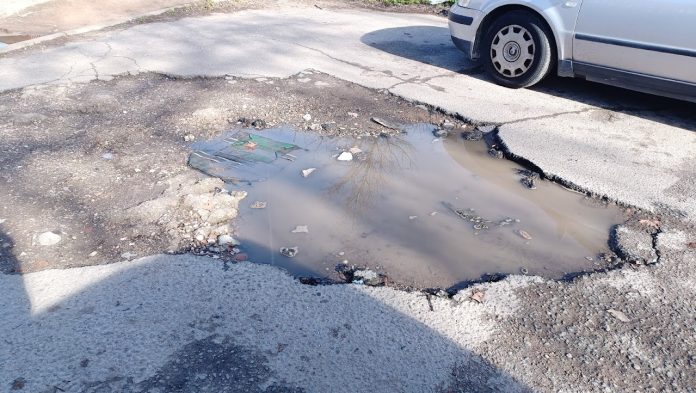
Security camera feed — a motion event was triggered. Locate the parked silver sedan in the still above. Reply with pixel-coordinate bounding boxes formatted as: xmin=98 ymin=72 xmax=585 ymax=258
xmin=448 ymin=0 xmax=696 ymax=102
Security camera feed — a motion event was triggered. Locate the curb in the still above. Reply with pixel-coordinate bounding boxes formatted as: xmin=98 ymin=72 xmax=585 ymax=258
xmin=0 ymin=1 xmax=201 ymax=54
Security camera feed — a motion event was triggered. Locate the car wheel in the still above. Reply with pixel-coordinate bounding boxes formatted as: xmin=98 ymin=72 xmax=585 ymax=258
xmin=482 ymin=11 xmax=554 ymax=88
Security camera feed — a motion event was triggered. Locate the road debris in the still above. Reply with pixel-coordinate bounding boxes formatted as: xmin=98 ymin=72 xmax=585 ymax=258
xmin=291 ymin=225 xmax=309 ymax=233
xmin=607 ymin=309 xmax=631 ymax=323
xmin=433 ymin=129 xmax=448 ymax=138
xmin=36 ymin=231 xmax=61 ymax=246
xmin=303 ymin=113 xmax=312 ymax=121
xmin=488 ymin=148 xmax=504 ymax=159
xmin=444 ymin=203 xmax=492 ymax=231
xmin=461 ymin=129 xmax=483 ymax=141
xmin=409 ymin=215 xmax=418 ymax=220
xmin=120 ymin=252 xmax=138 ymax=260
xmin=280 ymin=247 xmax=299 ymax=258
xmin=371 ymin=117 xmax=400 ymax=130
xmin=217 ymin=234 xmax=239 ymax=246
xmin=337 ymin=151 xmax=353 ymax=161
xmin=516 ymin=169 xmax=539 ymax=190
xmin=688 ymin=242 xmax=696 ymax=249
xmin=470 ymin=289 xmax=485 ymax=303
xmin=250 ymin=201 xmax=267 ymax=209
xmin=516 ymin=230 xmax=533 ymax=240
xmin=301 ymin=168 xmax=317 ymax=177
xmin=638 ymin=218 xmax=661 ymax=229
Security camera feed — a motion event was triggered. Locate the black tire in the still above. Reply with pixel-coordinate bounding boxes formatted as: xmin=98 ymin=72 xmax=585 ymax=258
xmin=481 ymin=10 xmax=554 ymax=88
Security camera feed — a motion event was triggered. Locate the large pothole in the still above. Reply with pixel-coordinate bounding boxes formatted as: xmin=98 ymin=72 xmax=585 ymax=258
xmin=190 ymin=123 xmax=626 ymax=289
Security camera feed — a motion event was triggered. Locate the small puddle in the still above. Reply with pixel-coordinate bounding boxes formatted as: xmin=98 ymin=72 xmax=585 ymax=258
xmin=191 ymin=124 xmax=625 ymax=288
xmin=0 ymin=35 xmax=33 ymax=49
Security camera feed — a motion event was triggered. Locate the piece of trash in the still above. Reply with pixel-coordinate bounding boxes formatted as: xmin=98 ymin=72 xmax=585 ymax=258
xmin=243 ymin=141 xmax=257 ymax=150
xmin=516 ymin=230 xmax=533 ymax=240
xmin=251 ymin=201 xmax=267 ymax=209
xmin=409 ymin=216 xmax=418 ymax=220
xmin=607 ymin=309 xmax=631 ymax=323
xmin=348 ymin=146 xmax=362 ymax=154
xmin=337 ymin=152 xmax=353 ymax=161
xmin=470 ymin=289 xmax=485 ymax=303
xmin=303 ymin=113 xmax=312 ymax=121
xmin=371 ymin=117 xmax=400 ymax=130
xmin=280 ymin=247 xmax=298 ymax=258
xmin=301 ymin=168 xmax=317 ymax=177
xmin=36 ymin=231 xmax=61 ymax=246
xmin=120 ymin=252 xmax=137 ymax=260
xmin=291 ymin=225 xmax=309 ymax=233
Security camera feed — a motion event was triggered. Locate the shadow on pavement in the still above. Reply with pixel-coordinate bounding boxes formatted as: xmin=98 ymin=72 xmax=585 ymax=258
xmin=1 ymin=245 xmax=533 ymax=393
xmin=362 ymin=26 xmax=696 ymax=131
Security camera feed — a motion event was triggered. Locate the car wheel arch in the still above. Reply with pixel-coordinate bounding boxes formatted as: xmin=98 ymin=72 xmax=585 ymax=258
xmin=473 ymin=4 xmax=559 ymax=64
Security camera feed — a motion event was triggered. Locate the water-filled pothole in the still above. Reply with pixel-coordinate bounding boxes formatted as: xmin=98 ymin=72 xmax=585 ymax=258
xmin=191 ymin=124 xmax=625 ymax=288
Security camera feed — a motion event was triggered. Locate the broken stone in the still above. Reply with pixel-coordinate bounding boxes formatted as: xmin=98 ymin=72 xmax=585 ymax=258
xmin=348 ymin=146 xmax=362 ymax=155
xmin=516 ymin=230 xmax=533 ymax=241
xmin=251 ymin=119 xmax=267 ymax=129
xmin=217 ymin=234 xmax=239 ymax=246
xmin=337 ymin=152 xmax=353 ymax=161
xmin=120 ymin=252 xmax=138 ymax=260
xmin=461 ymin=129 xmax=484 ymax=141
xmin=607 ymin=309 xmax=631 ymax=323
xmin=183 ymin=134 xmax=196 ymax=142
xmin=470 ymin=289 xmax=485 ymax=303
xmin=433 ymin=129 xmax=448 ymax=138
xmin=476 ymin=124 xmax=497 ymax=133
xmin=280 ymin=247 xmax=298 ymax=258
xmin=89 ymin=251 xmax=98 ymax=257
xmin=347 ymin=112 xmax=358 ymax=118
xmin=519 ymin=267 xmax=529 ymax=275
xmin=688 ymin=242 xmax=696 ymax=249
xmin=36 ymin=231 xmax=61 ymax=246
xmin=488 ymin=148 xmax=504 ymax=159
xmin=352 ymin=269 xmax=383 ymax=286
xmin=441 ymin=120 xmax=455 ymax=129
xmin=302 ymin=113 xmax=312 ymax=122
xmin=291 ymin=225 xmax=309 ymax=233
xmin=371 ymin=117 xmax=400 ymax=130
xmin=301 ymin=168 xmax=317 ymax=178
xmin=613 ymin=225 xmax=658 ymax=265
xmin=250 ymin=201 xmax=267 ymax=209
xmin=321 ymin=123 xmax=335 ymax=131
xmin=101 ymin=152 xmax=115 ymax=160
xmin=517 ymin=169 xmax=539 ymax=190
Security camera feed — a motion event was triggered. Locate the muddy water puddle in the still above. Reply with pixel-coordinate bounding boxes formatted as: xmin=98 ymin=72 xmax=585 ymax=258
xmin=191 ymin=124 xmax=625 ymax=288
xmin=0 ymin=35 xmax=32 ymax=49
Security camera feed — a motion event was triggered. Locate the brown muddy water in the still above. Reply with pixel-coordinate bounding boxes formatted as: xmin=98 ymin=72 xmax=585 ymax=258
xmin=191 ymin=124 xmax=625 ymax=289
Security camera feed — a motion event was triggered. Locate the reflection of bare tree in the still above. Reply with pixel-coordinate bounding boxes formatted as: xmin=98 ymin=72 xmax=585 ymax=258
xmin=328 ymin=135 xmax=414 ymax=215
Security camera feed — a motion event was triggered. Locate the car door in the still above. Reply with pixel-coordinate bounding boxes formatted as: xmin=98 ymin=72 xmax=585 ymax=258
xmin=572 ymin=0 xmax=696 ymax=84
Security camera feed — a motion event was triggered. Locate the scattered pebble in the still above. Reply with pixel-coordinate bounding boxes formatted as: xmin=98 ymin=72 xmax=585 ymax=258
xmin=337 ymin=152 xmax=353 ymax=161
xmin=470 ymin=289 xmax=485 ymax=303
xmin=217 ymin=234 xmax=239 ymax=246
xmin=183 ymin=134 xmax=195 ymax=142
xmin=303 ymin=113 xmax=312 ymax=121
xmin=36 ymin=231 xmax=61 ymax=246
xmin=280 ymin=246 xmax=298 ymax=258
xmin=607 ymin=309 xmax=631 ymax=323
xmin=516 ymin=230 xmax=533 ymax=240
xmin=120 ymin=252 xmax=137 ymax=260
xmin=291 ymin=225 xmax=309 ymax=233
xmin=250 ymin=201 xmax=267 ymax=209
xmin=301 ymin=168 xmax=317 ymax=178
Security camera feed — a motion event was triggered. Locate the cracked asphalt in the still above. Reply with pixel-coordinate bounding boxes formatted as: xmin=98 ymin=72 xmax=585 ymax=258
xmin=1 ymin=3 xmax=695 ymax=393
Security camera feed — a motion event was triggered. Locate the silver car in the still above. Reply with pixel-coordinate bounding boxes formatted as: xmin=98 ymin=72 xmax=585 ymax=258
xmin=448 ymin=0 xmax=696 ymax=102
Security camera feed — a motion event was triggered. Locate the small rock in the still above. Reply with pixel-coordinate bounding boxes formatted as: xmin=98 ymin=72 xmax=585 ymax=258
xmin=607 ymin=309 xmax=631 ymax=323
xmin=337 ymin=152 xmax=353 ymax=161
xmin=347 ymin=112 xmax=358 ymax=118
xmin=36 ymin=231 xmax=61 ymax=246
xmin=291 ymin=225 xmax=309 ymax=233
xmin=470 ymin=289 xmax=485 ymax=303
xmin=280 ymin=247 xmax=298 ymax=258
xmin=0 ymin=218 xmax=5 ymax=224
xmin=488 ymin=148 xmax=504 ymax=159
xmin=520 ymin=267 xmax=529 ymax=275
xmin=250 ymin=201 xmax=267 ymax=209
xmin=321 ymin=123 xmax=335 ymax=131
xmin=217 ymin=234 xmax=240 ymax=246
xmin=251 ymin=119 xmax=266 ymax=129
xmin=88 ymin=251 xmax=98 ymax=257
xmin=348 ymin=146 xmax=362 ymax=154
xmin=301 ymin=168 xmax=317 ymax=178
xmin=234 ymin=253 xmax=248 ymax=262
xmin=101 ymin=153 xmax=115 ymax=160
xmin=303 ymin=113 xmax=312 ymax=122
xmin=120 ymin=252 xmax=137 ymax=260
xmin=433 ymin=129 xmax=448 ymax=138
xmin=441 ymin=120 xmax=455 ymax=129
xmin=371 ymin=117 xmax=399 ymax=130
xmin=461 ymin=129 xmax=484 ymax=141
xmin=183 ymin=134 xmax=195 ymax=142
xmin=516 ymin=230 xmax=533 ymax=240
xmin=352 ymin=269 xmax=383 ymax=286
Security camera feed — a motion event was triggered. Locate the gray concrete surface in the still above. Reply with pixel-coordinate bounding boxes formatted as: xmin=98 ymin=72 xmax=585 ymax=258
xmin=1 ymin=4 xmax=696 ymax=392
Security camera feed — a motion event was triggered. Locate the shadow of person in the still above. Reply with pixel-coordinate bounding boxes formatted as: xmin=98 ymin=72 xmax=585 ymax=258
xmin=1 ymin=238 xmax=533 ymax=393
xmin=362 ymin=26 xmax=696 ymax=131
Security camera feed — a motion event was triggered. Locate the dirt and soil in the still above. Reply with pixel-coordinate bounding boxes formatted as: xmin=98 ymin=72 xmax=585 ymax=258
xmin=0 ymin=71 xmax=459 ymax=274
